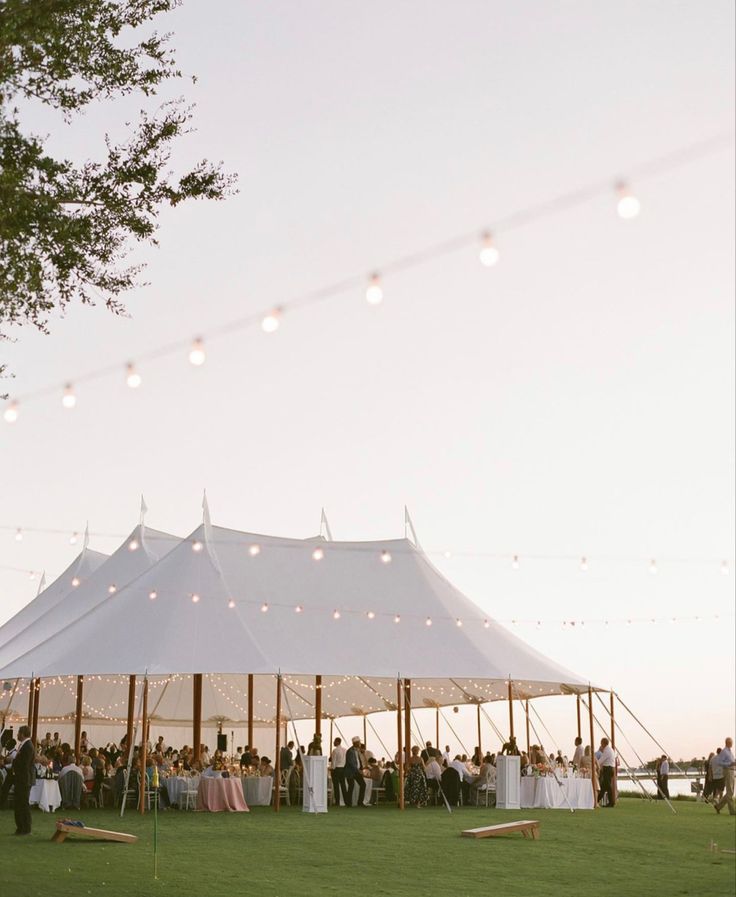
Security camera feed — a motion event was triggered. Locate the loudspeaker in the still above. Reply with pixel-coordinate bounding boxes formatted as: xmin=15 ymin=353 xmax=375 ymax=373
xmin=217 ymin=733 xmax=227 ymax=752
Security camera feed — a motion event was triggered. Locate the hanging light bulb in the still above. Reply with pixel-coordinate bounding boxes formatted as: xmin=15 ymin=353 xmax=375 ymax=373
xmin=294 ymin=604 xmax=303 ymax=614
xmin=148 ymin=590 xmax=158 ymax=601
xmin=479 ymin=232 xmax=500 ymax=267
xmin=649 ymin=558 xmax=658 ymax=575
xmin=721 ymin=560 xmax=729 ymax=575
xmin=189 ymin=338 xmax=206 ymax=366
xmin=192 ymin=540 xmax=203 ymax=553
xmin=366 ymin=610 xmax=375 ymax=620
xmin=455 ymin=618 xmax=463 ymax=627
xmin=69 ymin=532 xmax=79 ymax=545
xmin=3 ymin=401 xmax=19 ymax=424
xmin=580 ymin=556 xmax=588 ymax=572
xmin=261 ymin=308 xmax=281 ymax=333
xmin=128 ymin=539 xmax=139 ymax=552
xmin=483 ymin=619 xmax=490 ymax=629
xmin=394 ymin=614 xmax=401 ymax=624
xmin=71 ymin=577 xmax=80 ymax=587
xmin=380 ymin=550 xmax=392 ymax=564
xmin=125 ymin=362 xmax=142 ymax=388
xmin=332 ymin=609 xmax=341 ymax=620
xmin=108 ymin=584 xmax=117 ymax=594
xmin=15 ymin=528 xmax=23 ymax=542
xmin=249 ymin=544 xmax=261 ymax=557
xmin=616 ymin=182 xmax=641 ymax=219
xmin=425 ymin=617 xmax=433 ymax=627
xmin=227 ymin=599 xmax=236 ymax=609
xmin=62 ymin=384 xmax=77 ymax=409
xmin=512 ymin=554 xmax=519 ymax=570
xmin=365 ymin=273 xmax=383 ymax=305
xmin=191 ymin=593 xmax=201 ymax=603
xmin=312 ymin=547 xmax=324 ymax=561
xmin=260 ymin=602 xmax=269 ymax=613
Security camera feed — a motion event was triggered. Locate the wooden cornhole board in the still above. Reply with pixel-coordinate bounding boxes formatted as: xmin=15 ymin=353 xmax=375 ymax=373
xmin=461 ymin=820 xmax=541 ymax=840
xmin=52 ymin=821 xmax=138 ymax=844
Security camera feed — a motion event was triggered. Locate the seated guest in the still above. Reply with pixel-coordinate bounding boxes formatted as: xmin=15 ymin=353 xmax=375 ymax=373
xmin=425 ymin=754 xmax=443 ymax=801
xmin=579 ymin=746 xmax=593 ymax=776
xmin=259 ymin=756 xmax=274 ymax=777
xmin=367 ymin=758 xmax=383 ymax=784
xmin=240 ymin=745 xmax=252 ymax=769
xmin=40 ymin=732 xmax=53 ymax=750
xmin=59 ymin=753 xmax=84 ymax=809
xmin=81 ymin=756 xmax=95 ymax=782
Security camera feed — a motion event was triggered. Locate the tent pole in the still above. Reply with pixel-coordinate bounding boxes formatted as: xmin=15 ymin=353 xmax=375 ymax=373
xmin=525 ymin=700 xmax=531 ymax=754
xmin=576 ymin=694 xmax=582 ymax=740
xmin=403 ymin=679 xmax=412 ymax=765
xmin=126 ymin=675 xmax=136 ymax=759
xmin=274 ymin=674 xmax=282 ymax=813
xmin=31 ymin=678 xmax=40 ymax=744
xmin=192 ymin=674 xmax=202 ymax=769
xmin=26 ymin=676 xmax=34 ymax=728
xmin=396 ymin=678 xmax=404 ymax=810
xmin=476 ymin=703 xmax=482 ymax=759
xmin=507 ymin=679 xmax=515 ymax=741
xmin=610 ymin=691 xmax=617 ymax=804
xmin=588 ymin=685 xmax=598 ymax=808
xmin=247 ymin=674 xmax=254 ymax=750
xmin=139 ymin=677 xmax=148 ymax=813
xmin=435 ymin=707 xmax=439 ymax=752
xmin=329 ymin=718 xmax=333 ymax=752
xmin=74 ymin=675 xmax=84 ymax=761
xmin=363 ymin=715 xmax=367 ymax=750
xmin=315 ymin=675 xmax=322 ymax=739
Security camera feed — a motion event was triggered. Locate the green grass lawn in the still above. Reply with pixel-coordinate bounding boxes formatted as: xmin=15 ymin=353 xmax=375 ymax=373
xmin=3 ymin=798 xmax=734 ymax=897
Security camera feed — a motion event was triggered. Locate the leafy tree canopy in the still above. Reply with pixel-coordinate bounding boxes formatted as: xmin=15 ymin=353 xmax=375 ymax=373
xmin=0 ymin=0 xmax=235 ymax=364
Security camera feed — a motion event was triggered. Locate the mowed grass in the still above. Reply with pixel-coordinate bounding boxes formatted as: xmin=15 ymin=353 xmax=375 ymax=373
xmin=3 ymin=798 xmax=734 ymax=897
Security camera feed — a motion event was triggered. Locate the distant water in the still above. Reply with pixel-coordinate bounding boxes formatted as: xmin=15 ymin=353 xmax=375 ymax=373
xmin=618 ymin=776 xmax=703 ymax=798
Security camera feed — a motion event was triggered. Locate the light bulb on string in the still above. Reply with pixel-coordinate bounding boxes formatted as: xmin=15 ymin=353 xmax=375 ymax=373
xmin=455 ymin=618 xmax=463 ymax=627
xmin=425 ymin=617 xmax=432 ymax=627
xmin=260 ymin=602 xmax=269 ymax=613
xmin=483 ymin=619 xmax=490 ymax=629
xmin=28 ymin=571 xmax=36 ymax=581
xmin=580 ymin=556 xmax=588 ymax=573
xmin=261 ymin=308 xmax=281 ymax=333
xmin=721 ymin=560 xmax=729 ymax=576
xmin=108 ymin=584 xmax=117 ymax=594
xmin=62 ymin=384 xmax=77 ymax=409
xmin=479 ymin=232 xmax=500 ymax=267
xmin=332 ymin=609 xmax=341 ymax=620
xmin=189 ymin=338 xmax=206 ymax=366
xmin=312 ymin=547 xmax=324 ymax=561
xmin=249 ymin=544 xmax=261 ymax=557
xmin=512 ymin=555 xmax=519 ymax=570
xmin=366 ymin=610 xmax=375 ymax=620
xmin=192 ymin=540 xmax=203 ymax=553
xmin=191 ymin=593 xmax=200 ymax=604
xmin=128 ymin=539 xmax=139 ymax=552
xmin=394 ymin=614 xmax=401 ymax=624
xmin=69 ymin=532 xmax=78 ymax=545
xmin=616 ymin=182 xmax=641 ymax=219
xmin=380 ymin=550 xmax=392 ymax=564
xmin=4 ymin=401 xmax=18 ymax=424
xmin=148 ymin=590 xmax=158 ymax=601
xmin=294 ymin=605 xmax=303 ymax=614
xmin=649 ymin=559 xmax=658 ymax=575
xmin=227 ymin=599 xmax=236 ymax=609
xmin=15 ymin=528 xmax=23 ymax=542
xmin=125 ymin=363 xmax=142 ymax=389
xmin=71 ymin=577 xmax=80 ymax=587
xmin=365 ymin=273 xmax=383 ymax=305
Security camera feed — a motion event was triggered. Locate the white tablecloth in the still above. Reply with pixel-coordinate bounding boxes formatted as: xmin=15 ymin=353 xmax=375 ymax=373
xmin=165 ymin=775 xmax=200 ymax=805
xmin=520 ymin=776 xmax=594 ymax=809
xmin=242 ymin=776 xmax=273 ymax=806
xmin=30 ymin=779 xmax=62 ymax=813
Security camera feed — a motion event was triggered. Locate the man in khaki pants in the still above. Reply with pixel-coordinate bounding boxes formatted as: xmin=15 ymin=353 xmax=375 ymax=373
xmin=714 ymin=737 xmax=735 ymax=816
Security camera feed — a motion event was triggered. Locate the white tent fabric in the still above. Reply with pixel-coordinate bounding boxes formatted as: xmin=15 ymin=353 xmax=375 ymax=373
xmin=0 ymin=525 xmax=180 ymax=671
xmin=0 ymin=545 xmax=108 ymax=651
xmin=0 ymin=519 xmax=594 ymax=730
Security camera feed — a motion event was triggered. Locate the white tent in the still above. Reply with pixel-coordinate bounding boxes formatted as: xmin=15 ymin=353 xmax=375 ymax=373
xmin=0 ymin=516 xmax=595 ymax=732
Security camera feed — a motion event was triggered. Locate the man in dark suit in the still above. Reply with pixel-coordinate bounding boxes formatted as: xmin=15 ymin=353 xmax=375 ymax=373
xmin=12 ymin=725 xmax=35 ymax=835
xmin=344 ymin=736 xmax=366 ymax=807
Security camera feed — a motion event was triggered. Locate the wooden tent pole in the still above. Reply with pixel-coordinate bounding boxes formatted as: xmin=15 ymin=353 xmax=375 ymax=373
xmin=31 ymin=678 xmax=40 ymax=744
xmin=329 ymin=718 xmax=333 ymax=751
xmin=315 ymin=675 xmax=322 ymax=738
xmin=126 ymin=675 xmax=136 ymax=758
xmin=192 ymin=674 xmax=202 ymax=769
xmin=403 ymin=678 xmax=411 ymax=765
xmin=396 ymin=679 xmax=404 ymax=810
xmin=139 ymin=677 xmax=148 ymax=813
xmin=525 ymin=700 xmax=531 ymax=754
xmin=26 ymin=676 xmax=34 ymax=728
xmin=476 ymin=703 xmax=482 ymax=759
xmin=363 ymin=715 xmax=367 ymax=750
xmin=588 ymin=686 xmax=598 ymax=807
xmin=74 ymin=675 xmax=84 ymax=761
xmin=247 ymin=674 xmax=254 ymax=750
xmin=435 ymin=706 xmax=439 ymax=751
xmin=274 ymin=675 xmax=282 ymax=813
xmin=610 ymin=691 xmax=617 ymax=803
xmin=576 ymin=694 xmax=582 ymax=740
xmin=507 ymin=680 xmax=515 ymax=741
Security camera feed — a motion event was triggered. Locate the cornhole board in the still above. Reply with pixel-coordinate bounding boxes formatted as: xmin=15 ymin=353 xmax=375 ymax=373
xmin=461 ymin=820 xmax=541 ymax=840
xmin=52 ymin=821 xmax=138 ymax=844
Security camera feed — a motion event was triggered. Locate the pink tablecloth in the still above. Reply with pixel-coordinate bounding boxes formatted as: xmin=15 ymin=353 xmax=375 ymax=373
xmin=197 ymin=776 xmax=249 ymax=812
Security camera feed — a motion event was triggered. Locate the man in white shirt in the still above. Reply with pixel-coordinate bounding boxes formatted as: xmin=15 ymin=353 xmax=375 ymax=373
xmin=713 ymin=737 xmax=735 ymax=816
xmin=450 ymin=756 xmax=475 ymax=803
xmin=596 ymin=738 xmax=616 ymax=808
xmin=442 ymin=746 xmax=451 ymax=767
xmin=330 ymin=737 xmax=349 ymax=807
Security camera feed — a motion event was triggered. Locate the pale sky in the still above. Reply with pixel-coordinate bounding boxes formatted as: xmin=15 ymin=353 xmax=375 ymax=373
xmin=1 ymin=1 xmax=734 ymax=761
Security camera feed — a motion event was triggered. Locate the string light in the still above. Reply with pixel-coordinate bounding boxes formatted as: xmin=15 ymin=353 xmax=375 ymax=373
xmin=3 ymin=401 xmax=18 ymax=424
xmin=365 ymin=273 xmax=383 ymax=305
xmin=188 ymin=338 xmax=206 ymax=366
xmin=71 ymin=577 xmax=80 ymax=587
xmin=312 ymin=547 xmax=324 ymax=561
xmin=148 ymin=590 xmax=157 ymax=600
xmin=649 ymin=558 xmax=658 ymax=575
xmin=381 ymin=550 xmax=392 ymax=564
xmin=479 ymin=232 xmax=500 ymax=267
xmin=107 ymin=584 xmax=117 ymax=594
xmin=260 ymin=602 xmax=269 ymax=613
xmin=227 ymin=599 xmax=236 ymax=609
xmin=366 ymin=610 xmax=375 ymax=620
xmin=192 ymin=540 xmax=204 ymax=553
xmin=249 ymin=544 xmax=261 ymax=557
xmin=455 ymin=618 xmax=463 ymax=627
xmin=294 ymin=604 xmax=303 ymax=613
xmin=128 ymin=539 xmax=139 ymax=551
xmin=580 ymin=556 xmax=588 ymax=572
xmin=125 ymin=363 xmax=142 ymax=389
xmin=425 ymin=617 xmax=432 ymax=627
xmin=261 ymin=308 xmax=281 ymax=333
xmin=61 ymin=384 xmax=76 ymax=409
xmin=69 ymin=532 xmax=78 ymax=545
xmin=332 ymin=609 xmax=341 ymax=620
xmin=394 ymin=614 xmax=401 ymax=624
xmin=191 ymin=593 xmax=200 ymax=603
xmin=483 ymin=619 xmax=490 ymax=629
xmin=15 ymin=528 xmax=23 ymax=542
xmin=721 ymin=560 xmax=729 ymax=575
xmin=512 ymin=555 xmax=519 ymax=570
xmin=616 ymin=182 xmax=641 ymax=219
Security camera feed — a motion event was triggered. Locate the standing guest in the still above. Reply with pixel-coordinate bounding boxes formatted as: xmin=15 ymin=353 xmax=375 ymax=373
xmin=344 ymin=736 xmax=367 ymax=807
xmin=658 ymin=755 xmax=670 ymax=800
xmin=711 ymin=748 xmax=726 ymax=803
xmin=713 ymin=737 xmax=735 ymax=815
xmin=307 ymin=733 xmax=322 ymax=756
xmin=501 ymin=735 xmax=520 ymax=756
xmin=703 ymin=751 xmax=716 ymax=802
xmin=240 ymin=745 xmax=253 ymax=770
xmin=280 ymin=740 xmax=294 ymax=772
xmin=472 ymin=746 xmax=483 ymax=767
xmin=12 ymin=726 xmax=34 ymax=835
xmin=259 ymin=756 xmax=274 ymax=777
xmin=597 ymin=738 xmax=616 ymax=807
xmin=40 ymin=732 xmax=53 ymax=750
xmin=572 ymin=737 xmax=584 ymax=770
xmin=330 ymin=737 xmax=349 ymax=807
xmin=405 ymin=746 xmax=429 ymax=808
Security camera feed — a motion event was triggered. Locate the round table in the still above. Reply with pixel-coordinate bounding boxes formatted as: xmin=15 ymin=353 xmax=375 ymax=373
xmin=197 ymin=776 xmax=249 ymax=812
xmin=166 ymin=775 xmax=200 ymax=806
xmin=30 ymin=779 xmax=62 ymax=812
xmin=242 ymin=775 xmax=273 ymax=806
